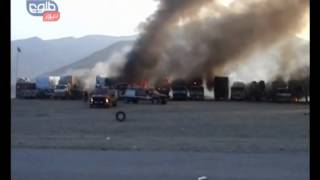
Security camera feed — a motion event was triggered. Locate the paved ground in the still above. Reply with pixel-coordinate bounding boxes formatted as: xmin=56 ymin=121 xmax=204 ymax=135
xmin=11 ymin=99 xmax=309 ymax=152
xmin=11 ymin=99 xmax=309 ymax=179
xmin=11 ymin=149 xmax=309 ymax=180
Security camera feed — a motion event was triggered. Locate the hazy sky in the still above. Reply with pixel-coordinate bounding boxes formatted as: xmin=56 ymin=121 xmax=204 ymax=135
xmin=11 ymin=0 xmax=309 ymax=41
xmin=11 ymin=0 xmax=159 ymax=40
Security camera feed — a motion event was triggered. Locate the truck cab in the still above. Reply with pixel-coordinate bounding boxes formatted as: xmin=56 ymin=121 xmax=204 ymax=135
xmin=266 ymin=80 xmax=292 ymax=102
xmin=171 ymin=79 xmax=188 ymax=100
xmin=53 ymin=84 xmax=71 ymax=99
xmin=187 ymin=78 xmax=204 ymax=101
xmin=89 ymin=88 xmax=118 ymax=108
xmin=274 ymin=88 xmax=292 ymax=102
xmin=231 ymin=81 xmax=246 ymax=100
xmin=155 ymin=78 xmax=171 ymax=98
xmin=245 ymin=81 xmax=266 ymax=101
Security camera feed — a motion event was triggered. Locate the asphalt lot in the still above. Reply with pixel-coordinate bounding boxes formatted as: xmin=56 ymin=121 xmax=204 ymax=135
xmin=11 ymin=99 xmax=309 ymax=153
xmin=11 ymin=99 xmax=310 ymax=179
xmin=12 ymin=148 xmax=309 ymax=180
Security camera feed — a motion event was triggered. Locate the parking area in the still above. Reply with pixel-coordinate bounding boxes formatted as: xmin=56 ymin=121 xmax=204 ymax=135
xmin=11 ymin=99 xmax=309 ymax=153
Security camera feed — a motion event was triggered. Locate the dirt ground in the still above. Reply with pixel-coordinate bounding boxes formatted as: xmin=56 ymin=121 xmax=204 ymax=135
xmin=11 ymin=99 xmax=309 ymax=153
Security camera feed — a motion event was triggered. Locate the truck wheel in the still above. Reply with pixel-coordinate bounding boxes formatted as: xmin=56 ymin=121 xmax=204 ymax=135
xmin=133 ymin=99 xmax=139 ymax=104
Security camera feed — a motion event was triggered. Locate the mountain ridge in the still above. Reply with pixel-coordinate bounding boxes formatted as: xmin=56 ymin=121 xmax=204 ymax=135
xmin=11 ymin=35 xmax=137 ymax=84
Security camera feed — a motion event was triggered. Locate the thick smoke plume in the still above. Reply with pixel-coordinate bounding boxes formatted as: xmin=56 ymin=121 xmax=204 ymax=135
xmin=119 ymin=0 xmax=309 ymax=88
xmin=227 ymin=37 xmax=309 ymax=84
xmin=120 ymin=0 xmax=212 ymax=83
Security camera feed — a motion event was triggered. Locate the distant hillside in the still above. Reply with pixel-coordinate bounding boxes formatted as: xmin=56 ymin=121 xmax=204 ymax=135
xmin=48 ymin=40 xmax=134 ymax=76
xmin=11 ymin=35 xmax=137 ymax=84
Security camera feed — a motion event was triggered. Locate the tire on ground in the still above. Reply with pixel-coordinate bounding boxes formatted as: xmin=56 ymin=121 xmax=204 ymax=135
xmin=116 ymin=111 xmax=126 ymax=122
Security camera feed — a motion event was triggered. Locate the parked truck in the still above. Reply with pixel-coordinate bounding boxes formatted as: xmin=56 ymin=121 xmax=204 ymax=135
xmin=245 ymin=80 xmax=266 ymax=101
xmin=154 ymin=77 xmax=171 ymax=98
xmin=288 ymin=80 xmax=304 ymax=102
xmin=266 ymin=79 xmax=292 ymax=102
xmin=89 ymin=87 xmax=118 ymax=108
xmin=15 ymin=78 xmax=37 ymax=99
xmin=171 ymin=79 xmax=188 ymax=100
xmin=36 ymin=76 xmax=60 ymax=98
xmin=187 ymin=78 xmax=204 ymax=100
xmin=288 ymin=78 xmax=309 ymax=103
xmin=213 ymin=76 xmax=229 ymax=100
xmin=96 ymin=75 xmax=130 ymax=100
xmin=53 ymin=75 xmax=83 ymax=99
xmin=230 ymin=81 xmax=246 ymax=100
xmin=115 ymin=82 xmax=129 ymax=100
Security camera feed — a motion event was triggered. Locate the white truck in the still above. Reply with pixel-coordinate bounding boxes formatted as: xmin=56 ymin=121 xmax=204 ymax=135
xmin=36 ymin=76 xmax=60 ymax=98
xmin=53 ymin=75 xmax=82 ymax=99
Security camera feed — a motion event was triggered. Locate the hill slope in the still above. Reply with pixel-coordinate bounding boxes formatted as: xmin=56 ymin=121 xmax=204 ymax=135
xmin=48 ymin=40 xmax=134 ymax=76
xmin=11 ymin=35 xmax=136 ymax=83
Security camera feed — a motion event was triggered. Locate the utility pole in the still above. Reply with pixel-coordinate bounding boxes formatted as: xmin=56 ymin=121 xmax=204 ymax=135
xmin=15 ymin=47 xmax=21 ymax=83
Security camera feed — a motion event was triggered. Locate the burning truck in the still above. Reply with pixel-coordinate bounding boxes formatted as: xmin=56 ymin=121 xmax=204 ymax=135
xmin=265 ymin=78 xmax=309 ymax=103
xmin=266 ymin=79 xmax=292 ymax=102
xmin=288 ymin=79 xmax=308 ymax=103
xmin=154 ymin=77 xmax=171 ymax=98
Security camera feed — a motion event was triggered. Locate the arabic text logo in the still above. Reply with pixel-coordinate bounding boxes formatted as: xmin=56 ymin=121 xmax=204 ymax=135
xmin=27 ymin=0 xmax=60 ymax=21
xmin=43 ymin=11 xmax=60 ymax=21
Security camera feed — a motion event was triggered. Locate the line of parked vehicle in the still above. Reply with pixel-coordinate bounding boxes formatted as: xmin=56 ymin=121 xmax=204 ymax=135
xmin=15 ymin=75 xmax=309 ymax=109
xmin=86 ymin=75 xmax=310 ymax=108
xmin=16 ymin=75 xmax=83 ymax=100
xmin=155 ymin=76 xmax=309 ymax=103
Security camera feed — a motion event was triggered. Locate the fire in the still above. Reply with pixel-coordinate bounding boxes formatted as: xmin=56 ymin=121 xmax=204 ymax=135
xmin=128 ymin=80 xmax=149 ymax=89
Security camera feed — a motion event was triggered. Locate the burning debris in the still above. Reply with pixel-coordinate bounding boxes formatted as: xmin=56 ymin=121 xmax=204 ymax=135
xmin=119 ymin=0 xmax=309 ymax=89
